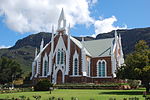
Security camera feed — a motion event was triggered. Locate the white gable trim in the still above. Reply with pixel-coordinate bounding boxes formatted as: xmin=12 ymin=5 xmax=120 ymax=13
xmin=53 ymin=35 xmax=67 ymax=57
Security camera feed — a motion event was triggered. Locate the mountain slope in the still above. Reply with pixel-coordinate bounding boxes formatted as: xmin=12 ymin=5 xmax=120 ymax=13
xmin=0 ymin=27 xmax=150 ymax=74
xmin=96 ymin=27 xmax=150 ymax=55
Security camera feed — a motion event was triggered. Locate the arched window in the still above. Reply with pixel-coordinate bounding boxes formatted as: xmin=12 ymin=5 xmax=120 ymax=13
xmin=102 ymin=61 xmax=106 ymax=77
xmin=97 ymin=60 xmax=106 ymax=77
xmin=87 ymin=61 xmax=90 ymax=76
xmin=98 ymin=61 xmax=102 ymax=77
xmin=44 ymin=60 xmax=48 ymax=76
xmin=61 ymin=51 xmax=64 ymax=64
xmin=57 ymin=50 xmax=60 ymax=64
xmin=74 ymin=58 xmax=78 ymax=75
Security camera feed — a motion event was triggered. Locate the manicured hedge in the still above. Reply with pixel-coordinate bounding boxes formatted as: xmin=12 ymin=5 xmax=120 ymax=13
xmin=54 ymin=83 xmax=129 ymax=89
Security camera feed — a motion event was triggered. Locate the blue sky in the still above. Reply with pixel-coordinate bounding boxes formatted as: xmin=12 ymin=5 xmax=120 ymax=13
xmin=0 ymin=0 xmax=150 ymax=48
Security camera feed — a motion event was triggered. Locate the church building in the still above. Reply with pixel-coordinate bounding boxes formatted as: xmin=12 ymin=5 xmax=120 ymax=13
xmin=30 ymin=9 xmax=124 ymax=84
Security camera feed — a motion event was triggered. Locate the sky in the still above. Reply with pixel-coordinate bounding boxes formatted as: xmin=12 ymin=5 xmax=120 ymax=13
xmin=0 ymin=0 xmax=150 ymax=49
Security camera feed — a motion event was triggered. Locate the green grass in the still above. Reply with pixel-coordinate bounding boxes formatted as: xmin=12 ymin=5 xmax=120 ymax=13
xmin=0 ymin=88 xmax=146 ymax=100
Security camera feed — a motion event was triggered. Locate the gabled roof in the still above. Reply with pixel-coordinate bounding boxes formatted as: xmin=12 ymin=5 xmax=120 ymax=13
xmin=84 ymin=38 xmax=114 ymax=57
xmin=70 ymin=36 xmax=114 ymax=57
xmin=70 ymin=36 xmax=91 ymax=56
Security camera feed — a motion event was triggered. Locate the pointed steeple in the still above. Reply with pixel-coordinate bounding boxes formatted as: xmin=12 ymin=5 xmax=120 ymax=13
xmin=58 ymin=8 xmax=65 ymax=22
xmin=58 ymin=8 xmax=66 ymax=30
xmin=40 ymin=38 xmax=44 ymax=52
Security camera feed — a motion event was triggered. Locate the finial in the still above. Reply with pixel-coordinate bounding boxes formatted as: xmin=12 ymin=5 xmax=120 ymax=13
xmin=52 ymin=25 xmax=54 ymax=34
xmin=119 ymin=33 xmax=121 ymax=38
xmin=115 ymin=30 xmax=117 ymax=37
xmin=35 ymin=48 xmax=37 ymax=57
xmin=68 ymin=23 xmax=70 ymax=35
xmin=82 ymin=37 xmax=84 ymax=42
xmin=58 ymin=8 xmax=66 ymax=30
xmin=58 ymin=8 xmax=65 ymax=21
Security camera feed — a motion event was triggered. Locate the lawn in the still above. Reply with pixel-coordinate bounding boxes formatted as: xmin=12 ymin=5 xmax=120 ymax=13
xmin=0 ymin=88 xmax=146 ymax=100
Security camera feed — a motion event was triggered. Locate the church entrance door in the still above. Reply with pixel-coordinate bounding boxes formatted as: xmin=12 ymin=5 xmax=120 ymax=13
xmin=57 ymin=70 xmax=62 ymax=84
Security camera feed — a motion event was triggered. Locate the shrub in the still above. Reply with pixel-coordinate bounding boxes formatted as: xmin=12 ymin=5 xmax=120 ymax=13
xmin=34 ymin=80 xmax=53 ymax=91
xmin=128 ymin=80 xmax=140 ymax=89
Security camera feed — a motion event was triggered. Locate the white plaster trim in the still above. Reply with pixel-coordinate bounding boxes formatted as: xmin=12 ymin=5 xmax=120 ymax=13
xmin=87 ymin=59 xmax=91 ymax=77
xmin=65 ymin=50 xmax=69 ymax=75
xmin=69 ymin=75 xmax=82 ymax=77
xmin=54 ymin=67 xmax=65 ymax=84
xmin=39 ymin=76 xmax=47 ymax=78
xmin=42 ymin=53 xmax=48 ymax=77
xmin=72 ymin=50 xmax=79 ymax=76
xmin=91 ymin=76 xmax=112 ymax=78
xmin=53 ymin=35 xmax=67 ymax=58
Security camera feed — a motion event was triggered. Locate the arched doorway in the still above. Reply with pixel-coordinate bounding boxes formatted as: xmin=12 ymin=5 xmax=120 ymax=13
xmin=57 ymin=70 xmax=62 ymax=84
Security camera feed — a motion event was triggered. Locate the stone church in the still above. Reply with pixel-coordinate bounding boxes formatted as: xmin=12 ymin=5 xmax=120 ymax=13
xmin=30 ymin=9 xmax=124 ymax=84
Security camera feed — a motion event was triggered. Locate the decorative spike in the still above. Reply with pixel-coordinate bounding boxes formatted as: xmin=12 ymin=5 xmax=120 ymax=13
xmin=52 ymin=25 xmax=54 ymax=39
xmin=58 ymin=8 xmax=66 ymax=30
xmin=40 ymin=38 xmax=44 ymax=52
xmin=115 ymin=30 xmax=117 ymax=38
xmin=59 ymin=8 xmax=65 ymax=21
xmin=68 ymin=23 xmax=70 ymax=35
xmin=35 ymin=48 xmax=37 ymax=57
xmin=82 ymin=37 xmax=84 ymax=42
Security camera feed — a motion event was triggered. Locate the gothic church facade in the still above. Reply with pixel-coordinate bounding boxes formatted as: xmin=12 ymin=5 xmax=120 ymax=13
xmin=30 ymin=9 xmax=124 ymax=84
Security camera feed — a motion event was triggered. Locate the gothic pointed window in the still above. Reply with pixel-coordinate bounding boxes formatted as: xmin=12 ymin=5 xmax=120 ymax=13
xmin=57 ymin=50 xmax=60 ymax=64
xmin=61 ymin=50 xmax=64 ymax=64
xmin=102 ymin=61 xmax=106 ymax=77
xmin=74 ymin=58 xmax=78 ymax=75
xmin=44 ymin=60 xmax=48 ymax=76
xmin=98 ymin=61 xmax=102 ymax=77
xmin=97 ymin=60 xmax=106 ymax=77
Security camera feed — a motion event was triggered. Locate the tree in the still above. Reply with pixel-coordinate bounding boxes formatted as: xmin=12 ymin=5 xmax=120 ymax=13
xmin=0 ymin=57 xmax=23 ymax=84
xmin=117 ymin=40 xmax=150 ymax=93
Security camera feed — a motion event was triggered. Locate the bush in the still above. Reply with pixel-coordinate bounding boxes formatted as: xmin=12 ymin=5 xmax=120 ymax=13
xmin=128 ymin=80 xmax=140 ymax=89
xmin=34 ymin=80 xmax=53 ymax=91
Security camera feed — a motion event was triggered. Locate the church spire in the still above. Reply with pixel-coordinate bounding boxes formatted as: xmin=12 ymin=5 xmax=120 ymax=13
xmin=57 ymin=8 xmax=66 ymax=30
xmin=58 ymin=8 xmax=65 ymax=21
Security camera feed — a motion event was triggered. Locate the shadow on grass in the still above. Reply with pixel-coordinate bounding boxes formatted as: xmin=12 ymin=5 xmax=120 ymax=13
xmin=99 ymin=91 xmax=144 ymax=95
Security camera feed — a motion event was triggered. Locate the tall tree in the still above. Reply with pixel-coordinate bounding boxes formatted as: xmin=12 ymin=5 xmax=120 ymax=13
xmin=0 ymin=57 xmax=22 ymax=84
xmin=117 ymin=40 xmax=150 ymax=93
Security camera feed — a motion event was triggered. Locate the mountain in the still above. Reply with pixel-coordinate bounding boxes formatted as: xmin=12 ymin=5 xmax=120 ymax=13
xmin=96 ymin=27 xmax=150 ymax=55
xmin=0 ymin=27 xmax=150 ymax=75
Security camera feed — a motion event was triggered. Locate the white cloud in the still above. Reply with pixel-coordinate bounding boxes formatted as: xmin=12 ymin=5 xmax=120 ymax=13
xmin=92 ymin=16 xmax=127 ymax=37
xmin=0 ymin=0 xmax=127 ymax=37
xmin=0 ymin=45 xmax=11 ymax=49
xmin=0 ymin=0 xmax=96 ymax=33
